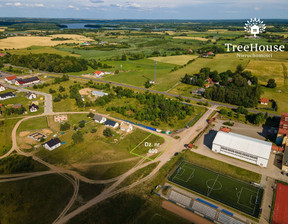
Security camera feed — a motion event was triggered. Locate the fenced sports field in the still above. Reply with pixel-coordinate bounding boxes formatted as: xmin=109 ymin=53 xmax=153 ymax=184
xmin=168 ymin=161 xmax=263 ymax=218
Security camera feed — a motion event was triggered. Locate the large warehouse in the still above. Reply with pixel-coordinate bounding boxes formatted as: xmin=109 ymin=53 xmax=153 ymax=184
xmin=212 ymin=131 xmax=272 ymax=167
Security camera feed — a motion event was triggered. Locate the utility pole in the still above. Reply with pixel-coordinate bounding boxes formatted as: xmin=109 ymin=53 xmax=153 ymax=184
xmin=120 ymin=64 xmax=123 ymax=72
xmin=154 ymin=60 xmax=157 ymax=83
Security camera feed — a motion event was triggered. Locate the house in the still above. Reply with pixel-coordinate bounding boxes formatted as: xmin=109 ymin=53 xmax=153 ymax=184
xmin=12 ymin=104 xmax=22 ymax=109
xmin=93 ymin=71 xmax=105 ymax=78
xmin=247 ymin=80 xmax=252 ymax=86
xmin=207 ymin=51 xmax=214 ymax=56
xmin=201 ymin=54 xmax=208 ymax=58
xmin=228 ymin=77 xmax=233 ymax=83
xmin=0 ymin=92 xmax=16 ymax=100
xmin=0 ymin=53 xmax=4 ymax=57
xmin=93 ymin=114 xmax=106 ymax=124
xmin=15 ymin=76 xmax=40 ymax=86
xmin=207 ymin=78 xmax=214 ymax=84
xmin=26 ymin=92 xmax=37 ymax=100
xmin=204 ymin=84 xmax=210 ymax=88
xmin=92 ymin=90 xmax=108 ymax=97
xmin=54 ymin=115 xmax=68 ymax=123
xmin=29 ymin=104 xmax=39 ymax=112
xmin=42 ymin=138 xmax=62 ymax=151
xmin=5 ymin=75 xmax=17 ymax=84
xmin=191 ymin=88 xmax=206 ymax=96
xmin=104 ymin=119 xmax=119 ymax=129
xmin=219 ymin=127 xmax=231 ymax=133
xmin=120 ymin=122 xmax=133 ymax=132
xmin=0 ymin=85 xmax=5 ymax=92
xmin=260 ymin=98 xmax=269 ymax=105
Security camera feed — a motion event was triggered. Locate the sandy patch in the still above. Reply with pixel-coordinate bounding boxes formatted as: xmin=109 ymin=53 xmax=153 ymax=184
xmin=19 ymin=131 xmax=30 ymax=137
xmin=79 ymin=88 xmax=94 ymax=95
xmin=162 ymin=201 xmax=212 ymax=224
xmin=20 ymin=143 xmax=32 ymax=150
xmin=42 ymin=129 xmax=53 ymax=135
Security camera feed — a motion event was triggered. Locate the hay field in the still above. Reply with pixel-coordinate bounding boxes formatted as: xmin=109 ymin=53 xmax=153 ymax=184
xmin=149 ymin=55 xmax=198 ymax=65
xmin=173 ymin=36 xmax=216 ymax=42
xmin=0 ymin=34 xmax=93 ymax=49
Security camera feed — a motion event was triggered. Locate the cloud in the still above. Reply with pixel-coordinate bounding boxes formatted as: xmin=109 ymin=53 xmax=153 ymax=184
xmin=68 ymin=5 xmax=80 ymax=10
xmin=254 ymin=7 xmax=260 ymax=11
xmin=14 ymin=2 xmax=21 ymax=6
xmin=90 ymin=0 xmax=104 ymax=3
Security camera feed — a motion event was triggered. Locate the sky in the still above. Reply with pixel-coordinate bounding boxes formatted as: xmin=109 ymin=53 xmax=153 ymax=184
xmin=0 ymin=0 xmax=288 ymax=19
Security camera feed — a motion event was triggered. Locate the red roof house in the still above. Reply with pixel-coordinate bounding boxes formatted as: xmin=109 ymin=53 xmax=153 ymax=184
xmin=207 ymin=51 xmax=214 ymax=56
xmin=5 ymin=75 xmax=17 ymax=81
xmin=260 ymin=98 xmax=269 ymax=105
xmin=220 ymin=127 xmax=231 ymax=133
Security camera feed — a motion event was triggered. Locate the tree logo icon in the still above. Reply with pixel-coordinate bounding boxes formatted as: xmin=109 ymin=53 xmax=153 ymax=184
xmin=244 ymin=18 xmax=266 ymax=37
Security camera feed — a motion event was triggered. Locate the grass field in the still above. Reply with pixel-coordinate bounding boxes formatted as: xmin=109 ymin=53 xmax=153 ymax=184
xmin=168 ymin=161 xmax=263 ymax=218
xmin=17 ymin=116 xmax=48 ymax=132
xmin=149 ymin=55 xmax=198 ymax=65
xmin=0 ymin=174 xmax=74 ymax=224
xmin=0 ymin=118 xmax=20 ymax=156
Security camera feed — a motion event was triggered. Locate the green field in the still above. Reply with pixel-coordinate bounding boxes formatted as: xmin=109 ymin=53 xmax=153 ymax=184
xmin=0 ymin=118 xmax=20 ymax=155
xmin=18 ymin=116 xmax=48 ymax=132
xmin=168 ymin=161 xmax=263 ymax=218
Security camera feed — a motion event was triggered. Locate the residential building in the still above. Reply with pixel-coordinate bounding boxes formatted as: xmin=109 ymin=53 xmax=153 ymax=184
xmin=93 ymin=114 xmax=106 ymax=124
xmin=260 ymin=98 xmax=269 ymax=105
xmin=5 ymin=75 xmax=17 ymax=84
xmin=42 ymin=138 xmax=62 ymax=151
xmin=0 ymin=85 xmax=5 ymax=92
xmin=93 ymin=71 xmax=105 ymax=78
xmin=207 ymin=51 xmax=214 ymax=56
xmin=92 ymin=90 xmax=108 ymax=97
xmin=26 ymin=92 xmax=37 ymax=99
xmin=105 ymin=119 xmax=119 ymax=129
xmin=212 ymin=131 xmax=272 ymax=167
xmin=29 ymin=104 xmax=39 ymax=112
xmin=15 ymin=76 xmax=40 ymax=86
xmin=0 ymin=92 xmax=16 ymax=100
xmin=54 ymin=115 xmax=68 ymax=123
xmin=120 ymin=122 xmax=133 ymax=132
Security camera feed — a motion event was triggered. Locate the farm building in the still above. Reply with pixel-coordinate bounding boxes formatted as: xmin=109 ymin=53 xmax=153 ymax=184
xmin=0 ymin=92 xmax=16 ymax=100
xmin=5 ymin=75 xmax=17 ymax=84
xmin=15 ymin=76 xmax=40 ymax=86
xmin=260 ymin=98 xmax=269 ymax=105
xmin=0 ymin=85 xmax=5 ymax=92
xmin=26 ymin=92 xmax=37 ymax=99
xmin=105 ymin=119 xmax=119 ymax=129
xmin=212 ymin=131 xmax=272 ymax=167
xmin=120 ymin=122 xmax=133 ymax=132
xmin=93 ymin=114 xmax=106 ymax=124
xmin=92 ymin=90 xmax=108 ymax=97
xmin=42 ymin=138 xmax=62 ymax=151
xmin=54 ymin=115 xmax=68 ymax=123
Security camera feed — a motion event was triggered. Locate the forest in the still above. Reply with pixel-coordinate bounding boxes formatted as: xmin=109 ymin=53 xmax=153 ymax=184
xmin=182 ymin=65 xmax=261 ymax=107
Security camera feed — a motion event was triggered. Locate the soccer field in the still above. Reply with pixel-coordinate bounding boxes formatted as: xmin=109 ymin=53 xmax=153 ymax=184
xmin=168 ymin=161 xmax=263 ymax=218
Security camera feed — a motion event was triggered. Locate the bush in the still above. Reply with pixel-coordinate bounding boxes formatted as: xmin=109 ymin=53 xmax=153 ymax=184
xmin=223 ymin=121 xmax=234 ymax=126
xmin=87 ymin=112 xmax=94 ymax=118
xmin=60 ymin=122 xmax=70 ymax=131
xmin=79 ymin=122 xmax=85 ymax=128
xmin=266 ymin=79 xmax=277 ymax=88
xmin=91 ymin=128 xmax=97 ymax=133
xmin=103 ymin=128 xmax=113 ymax=137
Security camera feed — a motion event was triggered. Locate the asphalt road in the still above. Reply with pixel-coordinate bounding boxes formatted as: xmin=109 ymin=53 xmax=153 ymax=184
xmin=4 ymin=64 xmax=280 ymax=117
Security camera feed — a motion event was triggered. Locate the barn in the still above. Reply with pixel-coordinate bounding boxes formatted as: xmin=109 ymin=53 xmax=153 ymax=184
xmin=212 ymin=131 xmax=272 ymax=167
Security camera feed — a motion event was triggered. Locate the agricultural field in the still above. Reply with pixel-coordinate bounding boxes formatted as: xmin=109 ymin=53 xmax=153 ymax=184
xmin=168 ymin=161 xmax=263 ymax=218
xmin=0 ymin=34 xmax=93 ymax=50
xmin=149 ymin=55 xmax=198 ymax=65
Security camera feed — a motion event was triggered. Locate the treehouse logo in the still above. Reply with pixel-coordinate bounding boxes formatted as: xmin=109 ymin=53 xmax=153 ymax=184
xmin=244 ymin=18 xmax=266 ymax=38
xmin=224 ymin=18 xmax=285 ymax=55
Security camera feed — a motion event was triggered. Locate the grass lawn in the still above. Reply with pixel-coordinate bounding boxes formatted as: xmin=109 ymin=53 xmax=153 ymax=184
xmin=149 ymin=55 xmax=198 ymax=65
xmin=17 ymin=116 xmax=48 ymax=132
xmin=0 ymin=118 xmax=20 ymax=155
xmin=168 ymin=161 xmax=263 ymax=218
xmin=0 ymin=174 xmax=74 ymax=224
xmin=184 ymin=151 xmax=262 ymax=183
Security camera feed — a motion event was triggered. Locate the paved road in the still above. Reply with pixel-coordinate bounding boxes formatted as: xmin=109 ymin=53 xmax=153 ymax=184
xmin=4 ymin=64 xmax=280 ymax=117
xmin=2 ymin=83 xmax=53 ymax=114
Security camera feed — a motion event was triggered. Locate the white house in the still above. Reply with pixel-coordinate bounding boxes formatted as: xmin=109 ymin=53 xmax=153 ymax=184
xmin=0 ymin=85 xmax=5 ymax=92
xmin=26 ymin=92 xmax=37 ymax=100
xmin=0 ymin=92 xmax=16 ymax=100
xmin=29 ymin=104 xmax=39 ymax=112
xmin=42 ymin=138 xmax=62 ymax=151
xmin=5 ymin=75 xmax=17 ymax=84
xmin=105 ymin=119 xmax=119 ymax=129
xmin=212 ymin=131 xmax=272 ymax=167
xmin=120 ymin=122 xmax=133 ymax=132
xmin=93 ymin=114 xmax=106 ymax=124
xmin=93 ymin=71 xmax=105 ymax=78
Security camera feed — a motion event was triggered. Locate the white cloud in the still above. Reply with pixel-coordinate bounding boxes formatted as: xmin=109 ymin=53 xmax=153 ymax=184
xmin=5 ymin=3 xmax=13 ymax=6
xmin=68 ymin=5 xmax=80 ymax=10
xmin=14 ymin=2 xmax=21 ymax=6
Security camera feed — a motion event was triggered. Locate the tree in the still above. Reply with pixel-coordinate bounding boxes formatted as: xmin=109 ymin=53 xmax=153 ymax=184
xmin=145 ymin=80 xmax=153 ymax=88
xmin=72 ymin=131 xmax=84 ymax=143
xmin=59 ymin=86 xmax=66 ymax=92
xmin=219 ymin=109 xmax=228 ymax=115
xmin=103 ymin=128 xmax=113 ymax=137
xmin=87 ymin=112 xmax=94 ymax=118
xmin=79 ymin=122 xmax=85 ymax=128
xmin=236 ymin=106 xmax=248 ymax=115
xmin=60 ymin=122 xmax=70 ymax=131
xmin=266 ymin=79 xmax=277 ymax=88
xmin=236 ymin=64 xmax=244 ymax=74
xmin=228 ymin=111 xmax=233 ymax=117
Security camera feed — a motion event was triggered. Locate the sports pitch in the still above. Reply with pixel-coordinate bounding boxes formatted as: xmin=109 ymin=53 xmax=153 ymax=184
xmin=168 ymin=161 xmax=263 ymax=218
